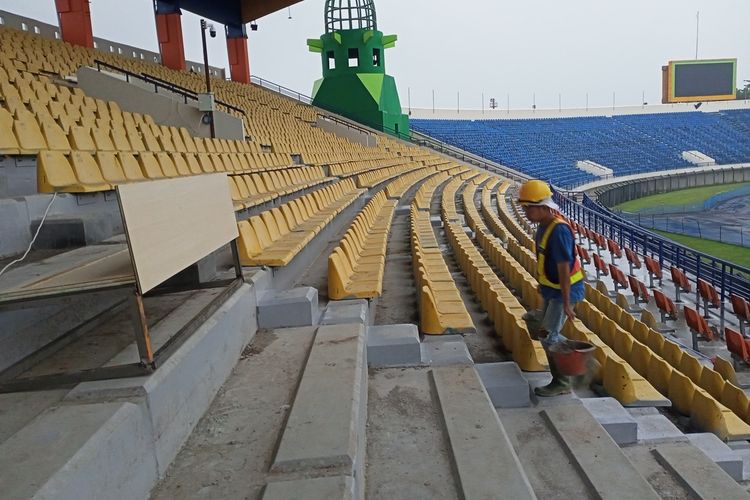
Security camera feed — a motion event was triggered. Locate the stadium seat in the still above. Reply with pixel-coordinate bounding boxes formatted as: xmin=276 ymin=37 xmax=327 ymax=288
xmin=725 ymin=327 xmax=750 ymax=364
xmin=730 ymin=294 xmax=750 ymax=335
xmin=644 ymin=256 xmax=662 ymax=288
xmin=669 ymin=266 xmax=692 ymax=303
xmin=624 ymin=247 xmax=642 ymax=276
xmin=697 ymin=279 xmax=721 ymax=319
xmin=653 ymin=289 xmax=678 ymax=324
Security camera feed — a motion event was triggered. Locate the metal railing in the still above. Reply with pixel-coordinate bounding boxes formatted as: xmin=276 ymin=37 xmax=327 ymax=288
xmin=250 ymin=75 xmax=313 ymax=105
xmin=409 ymin=130 xmax=530 ymax=182
xmin=93 ymin=60 xmax=246 ymax=116
xmin=557 ymin=192 xmax=750 ymax=309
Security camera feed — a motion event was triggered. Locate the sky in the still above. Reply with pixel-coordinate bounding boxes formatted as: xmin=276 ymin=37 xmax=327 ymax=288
xmin=1 ymin=0 xmax=749 ymax=110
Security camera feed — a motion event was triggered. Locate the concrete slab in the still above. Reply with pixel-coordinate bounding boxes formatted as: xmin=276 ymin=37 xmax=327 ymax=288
xmin=420 ymin=338 xmax=473 ymax=366
xmin=0 ymin=402 xmax=157 ymax=500
xmin=421 ymin=334 xmax=464 ymax=343
xmin=580 ymin=397 xmax=638 ymax=445
xmin=65 ymin=283 xmax=258 ymax=475
xmin=431 ymin=365 xmax=536 ymax=500
xmin=257 ymin=286 xmax=319 ymax=329
xmin=262 ymin=476 xmax=354 ymax=500
xmin=320 ymin=299 xmax=369 ymax=326
xmin=522 ymin=372 xmax=586 ymax=406
xmin=366 ymin=324 xmax=421 ymax=367
xmin=542 ymin=405 xmax=660 ymax=499
xmin=476 ymin=362 xmax=531 ymax=408
xmin=653 ymin=443 xmax=749 ymax=498
xmin=628 ymin=412 xmax=689 ymax=444
xmin=686 ymin=433 xmax=744 ymax=482
xmin=272 ymin=324 xmax=366 ymax=475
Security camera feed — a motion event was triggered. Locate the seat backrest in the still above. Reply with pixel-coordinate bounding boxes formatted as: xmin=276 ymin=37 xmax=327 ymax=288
xmin=644 ymin=255 xmax=661 ymax=275
xmin=637 ymin=280 xmax=650 ymax=302
xmin=625 ymin=247 xmax=642 ymax=268
xmin=730 ymin=294 xmax=750 ymax=320
xmin=725 ymin=328 xmax=749 ymax=361
xmin=683 ymin=306 xmax=700 ymax=332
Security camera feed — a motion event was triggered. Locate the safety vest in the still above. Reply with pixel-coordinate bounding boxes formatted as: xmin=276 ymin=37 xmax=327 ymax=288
xmin=536 ymin=217 xmax=584 ymax=289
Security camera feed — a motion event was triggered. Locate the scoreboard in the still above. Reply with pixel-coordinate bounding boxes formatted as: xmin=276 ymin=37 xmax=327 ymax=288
xmin=662 ymin=59 xmax=736 ymax=103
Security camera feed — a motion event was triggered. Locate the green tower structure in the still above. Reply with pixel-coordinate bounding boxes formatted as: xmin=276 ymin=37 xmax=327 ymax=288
xmin=307 ymin=0 xmax=409 ymax=138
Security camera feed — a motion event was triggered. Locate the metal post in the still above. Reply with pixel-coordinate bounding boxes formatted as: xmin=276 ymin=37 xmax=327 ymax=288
xmin=200 ymin=19 xmax=216 ymax=139
xmin=130 ymin=292 xmax=154 ymax=366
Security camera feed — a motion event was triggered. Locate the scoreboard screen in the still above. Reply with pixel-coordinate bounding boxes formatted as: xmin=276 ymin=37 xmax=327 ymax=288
xmin=662 ymin=59 xmax=736 ymax=103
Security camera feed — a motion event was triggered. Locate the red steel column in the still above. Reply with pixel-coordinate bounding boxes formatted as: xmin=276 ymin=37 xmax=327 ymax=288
xmin=226 ymin=24 xmax=250 ymax=84
xmin=55 ymin=0 xmax=94 ymax=48
xmin=154 ymin=3 xmax=186 ymax=72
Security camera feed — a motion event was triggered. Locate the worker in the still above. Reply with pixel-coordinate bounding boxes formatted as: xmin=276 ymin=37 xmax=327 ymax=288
xmin=517 ymin=180 xmax=585 ymax=396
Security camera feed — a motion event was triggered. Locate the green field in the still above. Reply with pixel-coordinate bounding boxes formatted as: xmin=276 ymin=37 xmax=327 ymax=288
xmin=652 ymin=230 xmax=750 ymax=270
xmin=614 ymin=182 xmax=750 ymax=212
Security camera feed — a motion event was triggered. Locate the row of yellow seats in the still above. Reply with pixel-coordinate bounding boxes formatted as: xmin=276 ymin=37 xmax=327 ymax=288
xmin=509 ymin=197 xmax=536 ymax=243
xmin=237 ymin=179 xmax=364 ymax=267
xmin=355 ymin=163 xmax=422 ymax=189
xmin=497 ymin=190 xmax=535 ymax=251
xmin=412 ymin=168 xmax=466 ymax=211
xmin=461 ymin=176 xmax=497 ymax=233
xmin=328 ymin=190 xmax=397 ymax=300
xmin=582 ymin=287 xmax=750 ymax=440
xmin=329 ymin=157 xmax=405 ymax=177
xmin=385 ymin=167 xmax=437 ymax=199
xmin=459 ymin=177 xmax=543 ymax=320
xmin=229 ymin=166 xmax=328 ymax=211
xmin=469 ymin=178 xmax=674 ymax=402
xmin=36 ymin=147 xmax=303 ymax=193
xmin=442 ymin=182 xmax=547 ymax=371
xmin=478 ymin=182 xmax=511 ymax=243
xmin=410 ymin=202 xmax=474 ymax=335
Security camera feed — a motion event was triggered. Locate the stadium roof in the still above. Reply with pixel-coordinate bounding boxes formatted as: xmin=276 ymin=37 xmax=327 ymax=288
xmin=175 ymin=0 xmax=304 ymax=25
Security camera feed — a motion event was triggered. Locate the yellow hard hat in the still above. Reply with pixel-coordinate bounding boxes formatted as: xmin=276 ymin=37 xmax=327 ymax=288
xmin=517 ymin=180 xmax=553 ymax=205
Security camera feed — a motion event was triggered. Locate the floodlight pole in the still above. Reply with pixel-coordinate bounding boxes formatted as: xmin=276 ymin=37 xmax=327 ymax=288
xmin=200 ymin=19 xmax=216 ymax=138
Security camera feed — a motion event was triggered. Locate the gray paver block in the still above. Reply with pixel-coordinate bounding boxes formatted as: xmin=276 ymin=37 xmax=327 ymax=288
xmin=257 ymin=287 xmax=318 ymax=329
xmin=686 ymin=433 xmax=744 ymax=481
xmin=476 ymin=362 xmax=531 ymax=408
xmin=262 ymin=476 xmax=354 ymax=500
xmin=580 ymin=397 xmax=638 ymax=445
xmin=320 ymin=299 xmax=369 ymax=326
xmin=420 ymin=338 xmax=473 ymax=366
xmin=422 ymin=334 xmax=464 ymax=343
xmin=366 ymin=324 xmax=421 ymax=367
xmin=630 ymin=413 xmax=688 ymax=444
xmin=272 ymin=324 xmax=366 ymax=474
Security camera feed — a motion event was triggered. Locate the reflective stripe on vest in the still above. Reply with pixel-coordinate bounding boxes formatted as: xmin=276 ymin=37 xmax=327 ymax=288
xmin=536 ymin=217 xmax=584 ymax=289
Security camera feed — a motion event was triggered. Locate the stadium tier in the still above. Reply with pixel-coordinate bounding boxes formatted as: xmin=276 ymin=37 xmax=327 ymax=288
xmin=412 ymin=110 xmax=750 ymax=188
xmin=3 ymin=11 xmax=750 ymax=499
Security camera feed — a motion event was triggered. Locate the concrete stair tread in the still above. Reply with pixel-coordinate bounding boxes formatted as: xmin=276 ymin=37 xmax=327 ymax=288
xmin=271 ymin=323 xmax=366 ymax=476
xmin=653 ymin=442 xmax=750 ymax=498
xmin=0 ymin=401 xmax=156 ymax=500
xmin=542 ymin=405 xmax=660 ymax=499
xmin=262 ymin=475 xmax=354 ymax=500
xmin=431 ymin=364 xmax=536 ymax=499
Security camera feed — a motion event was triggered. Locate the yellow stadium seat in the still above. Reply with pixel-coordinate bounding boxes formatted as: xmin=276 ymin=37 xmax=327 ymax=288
xmin=679 ymin=354 xmax=705 ymax=385
xmin=137 ymin=152 xmax=164 ymax=179
xmin=699 ymin=368 xmax=726 ymax=402
xmin=70 ymin=151 xmax=113 ymax=191
xmin=661 ymin=340 xmax=684 ymax=368
xmin=720 ymin=382 xmax=749 ymax=422
xmin=691 ymin=389 xmax=750 ymax=440
xmin=646 ymin=356 xmax=673 ymax=396
xmin=668 ymin=371 xmax=695 ymax=416
xmin=68 ymin=126 xmax=96 ymax=152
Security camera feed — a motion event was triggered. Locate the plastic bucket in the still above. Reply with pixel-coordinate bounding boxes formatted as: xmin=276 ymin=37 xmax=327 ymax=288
xmin=550 ymin=340 xmax=595 ymax=376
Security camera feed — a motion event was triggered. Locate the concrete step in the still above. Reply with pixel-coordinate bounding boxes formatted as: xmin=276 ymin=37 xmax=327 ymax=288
xmin=431 ymin=364 xmax=536 ymax=500
xmin=686 ymin=433 xmax=744 ymax=482
xmin=542 ymin=405 xmax=660 ymax=499
xmin=262 ymin=475 xmax=354 ymax=500
xmin=270 ymin=324 xmax=367 ymax=495
xmin=0 ymin=401 xmax=157 ymax=500
xmin=653 ymin=442 xmax=750 ymax=498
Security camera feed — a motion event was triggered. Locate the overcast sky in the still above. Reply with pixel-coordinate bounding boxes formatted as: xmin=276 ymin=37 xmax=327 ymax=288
xmin=2 ymin=0 xmax=748 ymax=110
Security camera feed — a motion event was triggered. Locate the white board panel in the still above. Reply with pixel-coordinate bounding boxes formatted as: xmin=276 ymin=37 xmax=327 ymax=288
xmin=117 ymin=174 xmax=238 ymax=294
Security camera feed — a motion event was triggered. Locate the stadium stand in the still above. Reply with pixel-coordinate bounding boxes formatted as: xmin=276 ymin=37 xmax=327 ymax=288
xmin=412 ymin=111 xmax=750 ymax=188
xmin=5 ymin=9 xmax=750 ymax=499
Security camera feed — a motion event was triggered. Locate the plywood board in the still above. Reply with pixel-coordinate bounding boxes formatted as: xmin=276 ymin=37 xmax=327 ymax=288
xmin=117 ymin=174 xmax=238 ymax=294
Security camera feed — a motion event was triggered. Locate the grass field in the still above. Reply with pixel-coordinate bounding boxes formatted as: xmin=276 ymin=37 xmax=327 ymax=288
xmin=652 ymin=230 xmax=750 ymax=269
xmin=615 ymin=182 xmax=750 ymax=212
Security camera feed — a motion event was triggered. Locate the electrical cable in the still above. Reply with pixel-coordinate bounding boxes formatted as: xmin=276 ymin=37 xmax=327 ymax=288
xmin=0 ymin=192 xmax=58 ymax=279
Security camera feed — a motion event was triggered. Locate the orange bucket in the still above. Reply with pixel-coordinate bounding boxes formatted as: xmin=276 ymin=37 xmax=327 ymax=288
xmin=550 ymin=340 xmax=595 ymax=376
